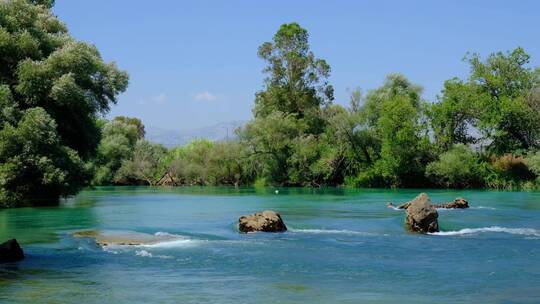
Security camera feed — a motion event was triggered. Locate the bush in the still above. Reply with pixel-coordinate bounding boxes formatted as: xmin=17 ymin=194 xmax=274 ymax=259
xmin=425 ymin=144 xmax=484 ymax=188
xmin=491 ymin=154 xmax=534 ymax=180
xmin=527 ymin=151 xmax=540 ymax=176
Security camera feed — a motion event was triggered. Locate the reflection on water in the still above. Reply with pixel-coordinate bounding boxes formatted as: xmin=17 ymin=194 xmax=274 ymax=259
xmin=0 ymin=186 xmax=539 ymax=303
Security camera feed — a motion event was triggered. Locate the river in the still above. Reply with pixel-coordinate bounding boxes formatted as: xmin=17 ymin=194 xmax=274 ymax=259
xmin=1 ymin=187 xmax=539 ymax=303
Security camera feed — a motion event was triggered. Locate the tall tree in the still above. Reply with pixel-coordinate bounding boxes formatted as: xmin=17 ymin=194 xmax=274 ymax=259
xmin=92 ymin=117 xmax=143 ymax=185
xmin=429 ymin=78 xmax=481 ymax=151
xmin=242 ymin=23 xmax=334 ymax=185
xmin=253 ymin=22 xmax=333 ymax=131
xmin=467 ymin=48 xmax=540 ymax=153
xmin=0 ymin=0 xmax=128 ymax=206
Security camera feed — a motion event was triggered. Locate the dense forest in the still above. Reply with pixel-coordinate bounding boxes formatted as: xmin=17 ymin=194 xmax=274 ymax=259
xmin=1 ymin=1 xmax=539 ymax=207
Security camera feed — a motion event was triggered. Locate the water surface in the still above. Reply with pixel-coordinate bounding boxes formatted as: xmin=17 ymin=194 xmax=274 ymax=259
xmin=1 ymin=187 xmax=539 ymax=303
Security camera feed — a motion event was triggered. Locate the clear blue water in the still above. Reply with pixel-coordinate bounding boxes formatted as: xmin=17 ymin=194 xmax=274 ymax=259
xmin=1 ymin=187 xmax=539 ymax=303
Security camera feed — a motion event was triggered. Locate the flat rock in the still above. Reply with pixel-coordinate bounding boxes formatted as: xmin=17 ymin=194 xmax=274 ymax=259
xmin=73 ymin=230 xmax=178 ymax=247
xmin=0 ymin=239 xmax=24 ymax=263
xmin=239 ymin=210 xmax=287 ymax=233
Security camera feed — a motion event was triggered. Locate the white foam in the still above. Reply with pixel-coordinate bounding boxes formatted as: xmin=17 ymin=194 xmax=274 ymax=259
xmin=135 ymin=250 xmax=153 ymax=257
xmin=139 ymin=238 xmax=198 ymax=248
xmin=102 ymin=246 xmax=119 ymax=254
xmin=471 ymin=206 xmax=497 ymax=210
xmin=430 ymin=226 xmax=540 ymax=237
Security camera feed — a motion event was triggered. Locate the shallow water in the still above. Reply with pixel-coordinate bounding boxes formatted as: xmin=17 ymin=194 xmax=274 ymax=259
xmin=1 ymin=187 xmax=539 ymax=303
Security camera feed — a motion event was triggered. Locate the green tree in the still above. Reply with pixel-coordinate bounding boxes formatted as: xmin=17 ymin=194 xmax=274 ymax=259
xmin=467 ymin=48 xmax=540 ymax=153
xmin=241 ymin=111 xmax=303 ymax=184
xmin=353 ymin=74 xmax=430 ymax=187
xmin=115 ymin=140 xmax=167 ymax=186
xmin=253 ymin=22 xmax=333 ymax=132
xmin=361 ymin=73 xmax=422 ymax=128
xmin=92 ymin=117 xmax=143 ymax=185
xmin=241 ymin=23 xmax=334 ymax=185
xmin=0 ymin=108 xmax=88 ymax=207
xmin=429 ymin=78 xmax=481 ymax=151
xmin=0 ymin=0 xmax=128 ymax=206
xmin=373 ymin=95 xmax=430 ymax=187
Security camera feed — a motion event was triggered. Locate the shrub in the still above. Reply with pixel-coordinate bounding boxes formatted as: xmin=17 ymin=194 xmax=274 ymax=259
xmin=425 ymin=144 xmax=484 ymax=188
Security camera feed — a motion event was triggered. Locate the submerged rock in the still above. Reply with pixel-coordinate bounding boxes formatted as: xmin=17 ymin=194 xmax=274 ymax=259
xmin=433 ymin=198 xmax=469 ymax=209
xmin=405 ymin=193 xmax=439 ymax=233
xmin=0 ymin=239 xmax=24 ymax=263
xmin=239 ymin=210 xmax=287 ymax=233
xmin=73 ymin=230 xmax=179 ymax=247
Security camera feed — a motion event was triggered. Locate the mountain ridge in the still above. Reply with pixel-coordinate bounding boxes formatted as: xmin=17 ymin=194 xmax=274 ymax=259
xmin=145 ymin=121 xmax=246 ymax=147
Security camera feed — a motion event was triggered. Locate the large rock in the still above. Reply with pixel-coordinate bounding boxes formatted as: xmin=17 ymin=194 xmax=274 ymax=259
xmin=433 ymin=198 xmax=469 ymax=209
xmin=405 ymin=193 xmax=439 ymax=233
xmin=0 ymin=239 xmax=24 ymax=263
xmin=239 ymin=210 xmax=287 ymax=233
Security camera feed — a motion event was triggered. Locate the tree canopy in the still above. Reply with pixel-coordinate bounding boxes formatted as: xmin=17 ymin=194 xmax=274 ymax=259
xmin=0 ymin=0 xmax=128 ymax=206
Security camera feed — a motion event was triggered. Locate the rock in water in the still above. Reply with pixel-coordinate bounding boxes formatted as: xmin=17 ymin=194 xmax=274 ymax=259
xmin=434 ymin=198 xmax=469 ymax=209
xmin=405 ymin=193 xmax=439 ymax=233
xmin=239 ymin=210 xmax=287 ymax=233
xmin=0 ymin=239 xmax=24 ymax=263
xmin=73 ymin=230 xmax=180 ymax=247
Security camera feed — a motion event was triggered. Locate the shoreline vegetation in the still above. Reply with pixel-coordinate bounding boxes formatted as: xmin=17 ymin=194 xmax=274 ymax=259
xmin=1 ymin=1 xmax=540 ymax=208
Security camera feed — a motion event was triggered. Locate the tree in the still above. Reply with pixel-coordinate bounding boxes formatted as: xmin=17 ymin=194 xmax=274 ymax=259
xmin=373 ymin=94 xmax=430 ymax=187
xmin=361 ymin=73 xmax=422 ymax=128
xmin=466 ymin=48 xmax=540 ymax=153
xmin=92 ymin=117 xmax=143 ymax=185
xmin=29 ymin=0 xmax=54 ymax=8
xmin=241 ymin=23 xmax=334 ymax=185
xmin=0 ymin=108 xmax=88 ymax=207
xmin=0 ymin=0 xmax=128 ymax=206
xmin=241 ymin=111 xmax=303 ymax=184
xmin=115 ymin=140 xmax=167 ymax=186
xmin=253 ymin=22 xmax=333 ymax=133
xmin=350 ymin=74 xmax=430 ymax=187
xmin=429 ymin=78 xmax=481 ymax=151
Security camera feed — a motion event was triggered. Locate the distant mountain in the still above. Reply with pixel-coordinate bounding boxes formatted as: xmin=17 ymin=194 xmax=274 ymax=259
xmin=145 ymin=121 xmax=246 ymax=147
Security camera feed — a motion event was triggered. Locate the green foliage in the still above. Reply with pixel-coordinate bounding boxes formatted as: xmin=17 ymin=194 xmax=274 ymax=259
xmin=29 ymin=0 xmax=55 ymax=8
xmin=115 ymin=140 xmax=167 ymax=185
xmin=429 ymin=79 xmax=480 ymax=151
xmin=0 ymin=0 xmax=127 ymax=207
xmin=361 ymin=73 xmax=422 ymax=128
xmin=372 ymin=94 xmax=431 ymax=187
xmin=241 ymin=111 xmax=304 ymax=184
xmin=253 ymin=22 xmax=332 ymax=132
xmin=426 ymin=144 xmax=484 ymax=188
xmin=92 ymin=117 xmax=143 ymax=185
xmin=160 ymin=139 xmax=255 ymax=186
xmin=466 ymin=48 xmax=540 ymax=154
xmin=241 ymin=23 xmax=336 ymax=186
xmin=0 ymin=108 xmax=89 ymax=207
xmin=527 ymin=151 xmax=540 ymax=176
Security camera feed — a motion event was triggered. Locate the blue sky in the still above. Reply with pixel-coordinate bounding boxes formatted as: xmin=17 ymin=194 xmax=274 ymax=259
xmin=53 ymin=1 xmax=540 ymax=130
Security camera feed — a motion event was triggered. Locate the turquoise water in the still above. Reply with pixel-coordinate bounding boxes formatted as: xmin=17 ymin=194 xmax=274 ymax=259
xmin=1 ymin=187 xmax=539 ymax=303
